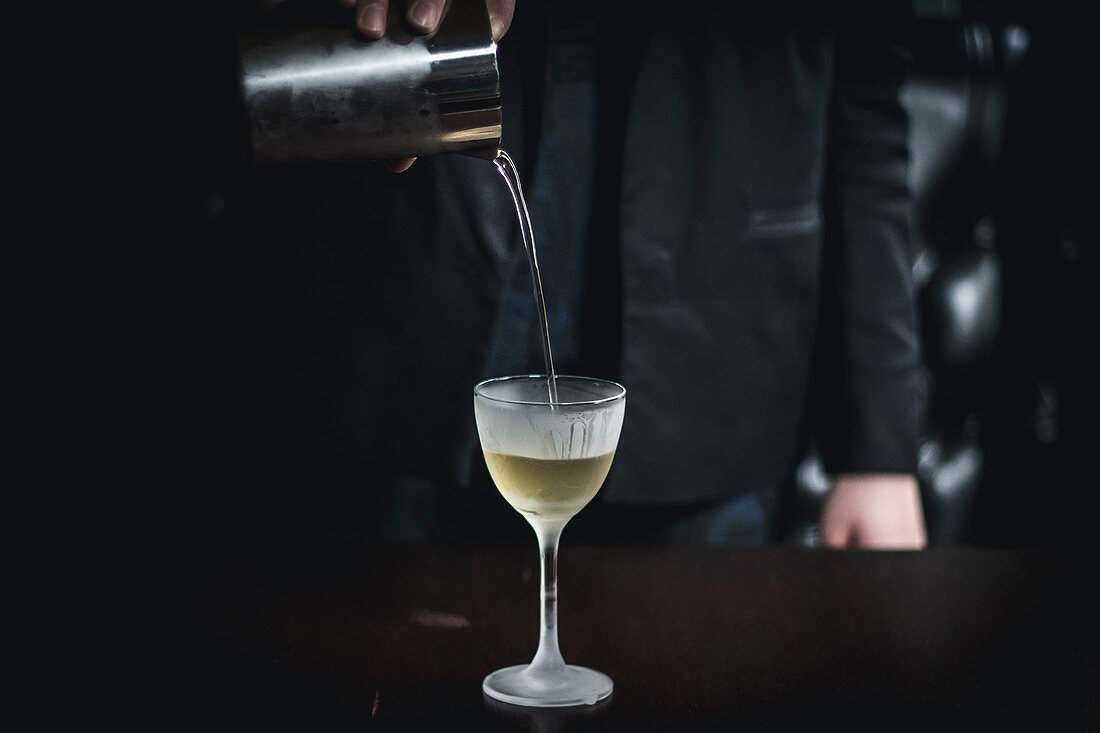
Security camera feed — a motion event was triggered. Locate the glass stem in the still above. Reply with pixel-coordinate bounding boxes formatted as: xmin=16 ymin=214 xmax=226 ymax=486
xmin=529 ymin=521 xmax=566 ymax=673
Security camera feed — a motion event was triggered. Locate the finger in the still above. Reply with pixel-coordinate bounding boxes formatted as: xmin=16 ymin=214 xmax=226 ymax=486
xmin=406 ymin=0 xmax=445 ymax=34
xmin=820 ymin=523 xmax=852 ymax=549
xmin=852 ymin=528 xmax=926 ymax=550
xmin=485 ymin=0 xmax=515 ymax=41
xmin=855 ymin=518 xmax=928 ymax=550
xmin=356 ymin=0 xmax=388 ymax=39
xmin=384 ymin=157 xmax=417 ymax=173
xmin=818 ymin=503 xmax=855 ymax=548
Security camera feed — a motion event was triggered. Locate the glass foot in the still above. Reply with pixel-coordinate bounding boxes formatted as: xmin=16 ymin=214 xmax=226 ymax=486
xmin=482 ymin=664 xmax=613 ymax=707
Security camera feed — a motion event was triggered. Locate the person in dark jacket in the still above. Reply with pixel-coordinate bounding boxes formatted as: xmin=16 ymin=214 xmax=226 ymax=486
xmin=286 ymin=0 xmax=927 ymax=548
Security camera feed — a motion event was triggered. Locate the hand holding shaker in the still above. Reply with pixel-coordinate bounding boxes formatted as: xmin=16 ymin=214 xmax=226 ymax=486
xmin=237 ymin=0 xmax=502 ymax=164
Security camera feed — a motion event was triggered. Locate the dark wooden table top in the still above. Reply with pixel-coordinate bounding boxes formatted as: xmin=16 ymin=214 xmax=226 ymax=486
xmin=182 ymin=544 xmax=1097 ymax=731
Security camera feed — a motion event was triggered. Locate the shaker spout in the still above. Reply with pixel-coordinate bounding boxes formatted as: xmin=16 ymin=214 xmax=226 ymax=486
xmin=464 ymin=145 xmax=504 ymax=161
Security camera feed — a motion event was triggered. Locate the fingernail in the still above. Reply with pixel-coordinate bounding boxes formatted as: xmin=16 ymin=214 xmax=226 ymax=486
xmin=360 ymin=6 xmax=385 ymax=36
xmin=410 ymin=1 xmax=441 ymax=31
xmin=490 ymin=18 xmax=504 ymax=41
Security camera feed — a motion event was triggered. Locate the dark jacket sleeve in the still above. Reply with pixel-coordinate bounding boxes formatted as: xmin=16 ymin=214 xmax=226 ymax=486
xmin=813 ymin=32 xmax=926 ymax=476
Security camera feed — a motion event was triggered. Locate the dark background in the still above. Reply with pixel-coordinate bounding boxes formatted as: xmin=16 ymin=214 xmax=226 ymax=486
xmin=17 ymin=5 xmax=1091 ymax=726
xmin=81 ymin=0 xmax=1095 ymax=569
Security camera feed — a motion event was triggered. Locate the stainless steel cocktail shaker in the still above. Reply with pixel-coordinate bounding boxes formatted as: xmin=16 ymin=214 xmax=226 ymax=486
xmin=237 ymin=0 xmax=502 ymax=163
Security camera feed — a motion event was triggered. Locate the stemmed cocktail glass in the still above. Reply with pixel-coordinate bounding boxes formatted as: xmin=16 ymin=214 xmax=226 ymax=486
xmin=474 ymin=375 xmax=626 ymax=707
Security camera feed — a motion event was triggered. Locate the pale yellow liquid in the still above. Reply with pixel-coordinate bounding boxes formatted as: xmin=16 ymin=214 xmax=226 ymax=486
xmin=483 ymin=451 xmax=615 ymax=520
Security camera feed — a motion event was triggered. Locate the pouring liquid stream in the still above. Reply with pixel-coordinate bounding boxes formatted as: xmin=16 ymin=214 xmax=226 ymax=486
xmin=493 ymin=149 xmax=559 ymax=405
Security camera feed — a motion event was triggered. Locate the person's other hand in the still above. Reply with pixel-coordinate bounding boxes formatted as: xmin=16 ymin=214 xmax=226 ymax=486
xmin=819 ymin=473 xmax=927 ymax=549
xmin=335 ymin=0 xmax=515 ymax=173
